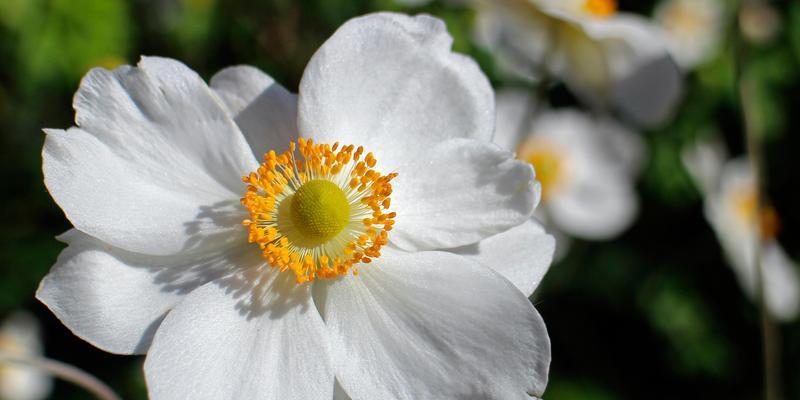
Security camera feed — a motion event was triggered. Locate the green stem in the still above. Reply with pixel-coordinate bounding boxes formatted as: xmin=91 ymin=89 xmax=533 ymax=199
xmin=734 ymin=1 xmax=782 ymax=399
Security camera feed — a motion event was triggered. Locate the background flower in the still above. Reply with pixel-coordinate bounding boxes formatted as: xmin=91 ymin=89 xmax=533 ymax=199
xmin=0 ymin=312 xmax=52 ymax=400
xmin=654 ymin=0 xmax=726 ymax=70
xmin=429 ymin=0 xmax=685 ymax=126
xmin=494 ymin=90 xmax=644 ymax=256
xmin=683 ymin=139 xmax=800 ymax=321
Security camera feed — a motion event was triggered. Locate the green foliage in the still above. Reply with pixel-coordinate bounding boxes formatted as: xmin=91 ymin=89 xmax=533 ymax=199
xmin=638 ymin=272 xmax=733 ymax=378
xmin=546 ymin=378 xmax=619 ymax=400
xmin=741 ymin=46 xmax=796 ymax=141
xmin=12 ymin=0 xmax=131 ymax=91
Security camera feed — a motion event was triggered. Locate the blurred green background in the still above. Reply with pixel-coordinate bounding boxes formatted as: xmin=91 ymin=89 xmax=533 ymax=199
xmin=1 ymin=0 xmax=799 ymax=399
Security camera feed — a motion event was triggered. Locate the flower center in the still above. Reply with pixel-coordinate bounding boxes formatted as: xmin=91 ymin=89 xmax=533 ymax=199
xmin=732 ymin=186 xmax=780 ymax=240
xmin=290 ymin=180 xmax=350 ymax=240
xmin=583 ymin=0 xmax=617 ymax=17
xmin=241 ymin=139 xmax=397 ymax=283
xmin=518 ymin=139 xmax=566 ymax=202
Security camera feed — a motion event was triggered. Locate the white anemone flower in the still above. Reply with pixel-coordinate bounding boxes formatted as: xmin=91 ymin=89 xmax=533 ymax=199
xmin=0 ymin=312 xmax=52 ymax=400
xmin=466 ymin=0 xmax=684 ymax=126
xmin=494 ymin=90 xmax=644 ymax=253
xmin=397 ymin=0 xmax=684 ymax=125
xmin=654 ymin=0 xmax=725 ymax=70
xmin=36 ymin=13 xmax=556 ymax=400
xmin=683 ymin=141 xmax=800 ymax=321
xmin=739 ymin=0 xmax=781 ymax=45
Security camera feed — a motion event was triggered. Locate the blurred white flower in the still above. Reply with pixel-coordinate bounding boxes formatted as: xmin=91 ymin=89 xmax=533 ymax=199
xmin=739 ymin=0 xmax=780 ymax=44
xmin=0 ymin=312 xmax=52 ymax=400
xmin=495 ymin=90 xmax=644 ymax=254
xmin=683 ymin=140 xmax=800 ymax=321
xmin=37 ymin=13 xmax=555 ymax=400
xmin=398 ymin=0 xmax=684 ymax=125
xmin=654 ymin=0 xmax=725 ymax=70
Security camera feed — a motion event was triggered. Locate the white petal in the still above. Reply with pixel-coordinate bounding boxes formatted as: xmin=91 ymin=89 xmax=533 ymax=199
xmin=525 ymin=108 xmax=638 ymax=171
xmin=44 ymin=57 xmax=258 ymax=256
xmin=548 ymin=175 xmax=638 ymax=239
xmin=474 ymin=4 xmax=551 ymax=81
xmin=546 ymin=13 xmax=683 ymax=126
xmin=681 ymin=136 xmax=728 ymax=196
xmin=451 ymin=220 xmax=555 ymax=296
xmin=298 ymin=13 xmax=494 ymax=172
xmin=578 ymin=16 xmax=672 ymax=79
xmin=582 ymin=16 xmax=683 ymax=126
xmin=145 ymin=271 xmax=333 ymax=400
xmin=520 ymin=109 xmax=641 ymax=239
xmin=210 ymin=66 xmax=299 ymax=158
xmin=316 ymin=249 xmax=550 ymax=400
xmin=695 ymin=157 xmax=799 ymax=321
xmin=549 ymin=23 xmax=614 ymax=101
xmin=704 ymin=157 xmax=755 ymax=253
xmin=493 ymin=89 xmax=536 ymax=152
xmin=548 ymin=223 xmax=573 ymax=262
xmin=655 ymin=0 xmax=725 ymax=70
xmin=36 ymin=230 xmax=245 ymax=354
xmin=593 ymin=116 xmax=646 ymax=176
xmin=611 ymin=54 xmax=683 ymax=127
xmin=390 ymin=138 xmax=539 ymax=251
xmin=761 ymin=243 xmax=800 ymax=321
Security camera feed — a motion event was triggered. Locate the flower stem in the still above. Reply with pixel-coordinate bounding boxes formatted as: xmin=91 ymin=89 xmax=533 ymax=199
xmin=0 ymin=352 xmax=121 ymax=400
xmin=734 ymin=1 xmax=782 ymax=399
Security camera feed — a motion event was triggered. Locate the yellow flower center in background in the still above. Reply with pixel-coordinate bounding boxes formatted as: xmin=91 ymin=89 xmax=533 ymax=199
xmin=583 ymin=0 xmax=617 ymax=17
xmin=242 ymin=138 xmax=397 ymax=283
xmin=518 ymin=139 xmax=566 ymax=202
xmin=732 ymin=186 xmax=781 ymax=240
xmin=0 ymin=331 xmax=26 ymax=380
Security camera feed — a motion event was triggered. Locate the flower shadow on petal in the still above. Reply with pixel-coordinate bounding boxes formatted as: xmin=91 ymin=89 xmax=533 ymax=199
xmin=93 ymin=198 xmax=314 ymax=350
xmin=179 ymin=199 xmax=313 ymax=321
xmin=181 ymin=199 xmax=248 ymax=255
xmin=213 ymin=265 xmax=313 ymax=322
xmin=112 ymin=241 xmax=308 ymax=351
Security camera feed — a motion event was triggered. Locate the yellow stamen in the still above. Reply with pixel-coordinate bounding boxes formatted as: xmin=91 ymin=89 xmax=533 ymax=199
xmin=732 ymin=186 xmax=781 ymax=240
xmin=241 ymin=139 xmax=397 ymax=283
xmin=583 ymin=0 xmax=617 ymax=17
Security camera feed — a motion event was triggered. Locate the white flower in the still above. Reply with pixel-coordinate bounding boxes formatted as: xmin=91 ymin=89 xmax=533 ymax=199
xmin=683 ymin=140 xmax=800 ymax=321
xmin=654 ymin=0 xmax=725 ymax=70
xmin=397 ymin=0 xmax=685 ymax=125
xmin=739 ymin=1 xmax=781 ymax=44
xmin=0 ymin=312 xmax=52 ymax=400
xmin=36 ymin=13 xmax=556 ymax=400
xmin=494 ymin=90 xmax=644 ymax=252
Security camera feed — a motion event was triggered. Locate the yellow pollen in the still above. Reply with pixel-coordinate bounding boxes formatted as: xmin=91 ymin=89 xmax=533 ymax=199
xmin=241 ymin=139 xmax=397 ymax=283
xmin=583 ymin=0 xmax=617 ymax=17
xmin=732 ymin=186 xmax=781 ymax=240
xmin=518 ymin=139 xmax=565 ymax=202
xmin=290 ymin=180 xmax=350 ymax=240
